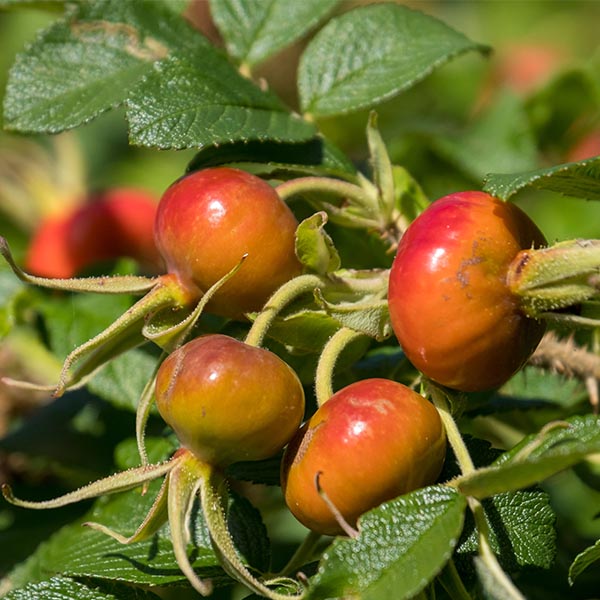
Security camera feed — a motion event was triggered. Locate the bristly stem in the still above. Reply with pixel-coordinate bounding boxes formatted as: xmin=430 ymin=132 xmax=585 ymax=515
xmin=315 ymin=327 xmax=365 ymax=406
xmin=245 ymin=274 xmax=324 ymax=348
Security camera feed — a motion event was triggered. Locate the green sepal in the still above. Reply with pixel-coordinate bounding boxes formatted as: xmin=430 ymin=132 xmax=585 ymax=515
xmin=367 ymin=111 xmax=395 ymax=224
xmin=142 ymin=255 xmax=247 ymax=351
xmin=391 ymin=165 xmax=429 ymax=229
xmin=3 ymin=277 xmax=182 ymax=396
xmin=0 ymin=236 xmax=157 ymax=295
xmin=507 ymin=239 xmax=600 ymax=317
xmin=295 ymin=212 xmax=341 ymax=275
xmin=84 ymin=474 xmax=170 ymax=544
xmin=2 ymin=458 xmax=176 ymax=510
xmin=168 ymin=454 xmax=214 ymax=596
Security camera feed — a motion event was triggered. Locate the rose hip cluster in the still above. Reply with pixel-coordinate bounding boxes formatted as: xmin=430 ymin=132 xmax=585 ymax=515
xmin=6 ymin=162 xmax=555 ymax=598
xmin=150 ymin=167 xmax=447 ymax=535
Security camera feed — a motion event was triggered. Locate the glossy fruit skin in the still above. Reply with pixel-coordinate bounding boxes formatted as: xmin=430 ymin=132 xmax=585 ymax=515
xmin=26 ymin=188 xmax=161 ymax=278
xmin=154 ymin=167 xmax=302 ymax=318
xmin=155 ymin=334 xmax=305 ymax=467
xmin=388 ymin=191 xmax=547 ymax=392
xmin=281 ymin=379 xmax=446 ymax=536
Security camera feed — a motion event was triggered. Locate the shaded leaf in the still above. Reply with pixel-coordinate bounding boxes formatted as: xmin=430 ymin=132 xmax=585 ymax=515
xmin=87 ymin=348 xmax=157 ymax=413
xmin=298 ymin=3 xmax=488 ymax=117
xmin=186 ymin=137 xmax=357 ymax=179
xmin=569 ymin=538 xmax=600 ymax=585
xmin=210 ymin=0 xmax=339 ymax=68
xmin=483 ymin=158 xmax=600 ymax=201
xmin=307 ymin=486 xmax=466 ymax=600
xmin=3 ymin=577 xmax=163 ymax=600
xmin=456 ymin=415 xmax=600 ymax=499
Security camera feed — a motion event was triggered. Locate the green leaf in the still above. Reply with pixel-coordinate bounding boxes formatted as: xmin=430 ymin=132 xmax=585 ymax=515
xmin=456 ymin=415 xmax=600 ymax=499
xmin=295 ymin=212 xmax=341 ymax=275
xmin=316 ymin=289 xmax=391 ymax=341
xmin=444 ymin=437 xmax=556 ymax=572
xmin=126 ymin=54 xmax=313 ymax=150
xmin=87 ymin=348 xmax=158 ymax=412
xmin=457 ymin=490 xmax=556 ymax=571
xmin=307 ymin=485 xmax=466 ymax=600
xmin=265 ymin=308 xmax=341 ymax=353
xmin=298 ymin=3 xmax=488 ymax=117
xmin=210 ymin=0 xmax=339 ymax=69
xmin=3 ymin=2 xmax=170 ymax=133
xmin=569 ymin=538 xmax=600 ymax=585
xmin=433 ymin=92 xmax=538 ymax=183
xmin=24 ymin=480 xmax=226 ymax=587
xmin=483 ymin=157 xmax=600 ymax=201
xmin=4 ymin=0 xmax=315 ymax=148
xmin=3 ymin=577 xmax=163 ymax=600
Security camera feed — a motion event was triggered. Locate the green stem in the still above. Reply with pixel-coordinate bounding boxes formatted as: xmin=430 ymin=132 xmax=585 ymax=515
xmin=427 ymin=384 xmax=475 ymax=476
xmin=276 ymin=530 xmax=322 ymax=577
xmin=245 ymin=274 xmax=324 ymax=347
xmin=469 ymin=498 xmax=525 ymax=600
xmin=438 ymin=559 xmax=473 ymax=600
xmin=276 ymin=176 xmax=378 ymax=217
xmin=427 ymin=384 xmax=523 ymax=599
xmin=315 ymin=327 xmax=365 ymax=406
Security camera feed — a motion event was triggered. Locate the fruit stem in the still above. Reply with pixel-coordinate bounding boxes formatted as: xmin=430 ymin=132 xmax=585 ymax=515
xmin=438 ymin=559 xmax=473 ymax=600
xmin=508 ymin=239 xmax=600 ymax=317
xmin=427 ymin=383 xmax=475 ymax=476
xmin=315 ymin=327 xmax=365 ymax=406
xmin=245 ymin=274 xmax=325 ymax=347
xmin=276 ymin=176 xmax=381 ymax=227
xmin=276 ymin=530 xmax=322 ymax=577
xmin=427 ymin=383 xmax=524 ymax=600
xmin=277 ymin=176 xmax=377 ymax=211
xmin=470 ymin=498 xmax=525 ymax=600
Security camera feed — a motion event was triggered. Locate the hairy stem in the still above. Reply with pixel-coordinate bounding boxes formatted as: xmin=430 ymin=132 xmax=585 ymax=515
xmin=315 ymin=327 xmax=365 ymax=406
xmin=245 ymin=274 xmax=324 ymax=347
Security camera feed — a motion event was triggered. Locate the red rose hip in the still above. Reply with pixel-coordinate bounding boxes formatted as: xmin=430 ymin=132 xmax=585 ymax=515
xmin=281 ymin=379 xmax=446 ymax=536
xmin=154 ymin=167 xmax=302 ymax=318
xmin=388 ymin=191 xmax=547 ymax=392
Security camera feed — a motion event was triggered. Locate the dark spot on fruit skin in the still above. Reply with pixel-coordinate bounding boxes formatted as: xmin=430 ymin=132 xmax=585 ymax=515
xmin=513 ymin=252 xmax=530 ymax=276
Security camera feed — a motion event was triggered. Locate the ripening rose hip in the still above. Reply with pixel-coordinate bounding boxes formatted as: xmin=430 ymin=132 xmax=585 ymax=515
xmin=388 ymin=191 xmax=547 ymax=392
xmin=155 ymin=334 xmax=305 ymax=466
xmin=281 ymin=379 xmax=446 ymax=536
xmin=154 ymin=167 xmax=302 ymax=318
xmin=26 ymin=188 xmax=161 ymax=278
